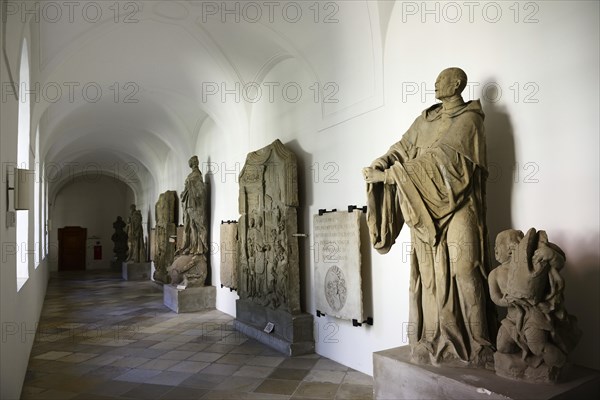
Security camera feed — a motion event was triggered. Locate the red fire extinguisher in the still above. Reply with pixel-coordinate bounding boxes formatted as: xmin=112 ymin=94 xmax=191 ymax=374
xmin=94 ymin=241 xmax=102 ymax=260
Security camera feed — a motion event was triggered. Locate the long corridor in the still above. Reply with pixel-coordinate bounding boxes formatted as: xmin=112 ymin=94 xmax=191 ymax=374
xmin=21 ymin=272 xmax=373 ymax=399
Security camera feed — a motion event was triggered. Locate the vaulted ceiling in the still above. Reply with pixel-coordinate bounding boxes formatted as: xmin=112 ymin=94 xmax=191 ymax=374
xmin=4 ymin=1 xmax=395 ymax=199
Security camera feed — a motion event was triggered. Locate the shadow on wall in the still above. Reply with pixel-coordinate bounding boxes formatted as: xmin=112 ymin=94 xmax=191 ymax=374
xmin=482 ymin=92 xmax=515 ymax=252
xmin=483 ymin=88 xmax=600 ymax=370
xmin=205 ymin=158 xmax=212 ymax=286
xmin=283 ymin=139 xmax=313 ymax=312
xmin=556 ymin=233 xmax=600 ymax=370
xmin=482 ymin=87 xmax=515 ymax=322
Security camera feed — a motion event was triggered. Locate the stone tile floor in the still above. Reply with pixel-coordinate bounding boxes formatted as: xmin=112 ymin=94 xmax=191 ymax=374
xmin=21 ymin=271 xmax=373 ymax=399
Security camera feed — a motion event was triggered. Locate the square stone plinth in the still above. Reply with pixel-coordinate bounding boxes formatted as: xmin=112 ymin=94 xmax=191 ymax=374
xmin=234 ymin=299 xmax=314 ymax=356
xmin=163 ymin=285 xmax=216 ymax=313
xmin=122 ymin=262 xmax=151 ymax=281
xmin=373 ymin=345 xmax=600 ymax=400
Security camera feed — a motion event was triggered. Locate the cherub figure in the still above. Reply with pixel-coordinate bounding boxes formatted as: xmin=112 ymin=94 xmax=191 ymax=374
xmin=488 ymin=228 xmax=581 ymax=382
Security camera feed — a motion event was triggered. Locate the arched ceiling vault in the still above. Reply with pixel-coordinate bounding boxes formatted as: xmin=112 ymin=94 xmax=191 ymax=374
xmin=21 ymin=1 xmax=393 ymax=190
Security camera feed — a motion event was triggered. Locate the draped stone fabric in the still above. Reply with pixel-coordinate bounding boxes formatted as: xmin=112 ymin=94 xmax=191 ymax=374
xmin=180 ymin=160 xmax=208 ymax=256
xmin=367 ymin=100 xmax=497 ymax=367
xmin=126 ymin=205 xmax=145 ymax=263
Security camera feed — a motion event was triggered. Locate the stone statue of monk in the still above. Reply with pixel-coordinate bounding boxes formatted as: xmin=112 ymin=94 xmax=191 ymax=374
xmin=363 ymin=67 xmax=496 ymax=367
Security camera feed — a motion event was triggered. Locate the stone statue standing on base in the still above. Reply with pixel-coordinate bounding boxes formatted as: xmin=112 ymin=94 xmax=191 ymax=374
xmin=489 ymin=228 xmax=581 ymax=382
xmin=363 ymin=68 xmax=496 ymax=367
xmin=111 ymin=216 xmax=128 ymax=268
xmin=126 ymin=204 xmax=145 ymax=263
xmin=168 ymin=156 xmax=208 ymax=287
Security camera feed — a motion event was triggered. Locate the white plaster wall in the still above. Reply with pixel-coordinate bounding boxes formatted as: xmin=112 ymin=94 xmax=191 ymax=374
xmin=195 ymin=118 xmax=246 ymax=317
xmin=0 ymin=18 xmax=50 ymax=400
xmin=203 ymin=1 xmax=599 ymax=375
xmin=49 ymin=175 xmax=135 ymax=271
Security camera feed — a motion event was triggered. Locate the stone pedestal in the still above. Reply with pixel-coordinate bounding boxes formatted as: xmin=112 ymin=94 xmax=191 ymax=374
xmin=163 ymin=285 xmax=216 ymax=313
xmin=234 ymin=299 xmax=314 ymax=356
xmin=122 ymin=262 xmax=151 ymax=281
xmin=373 ymin=346 xmax=600 ymax=400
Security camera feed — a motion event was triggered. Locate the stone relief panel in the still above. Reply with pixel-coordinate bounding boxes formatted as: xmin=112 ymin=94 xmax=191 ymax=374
xmin=237 ymin=139 xmax=300 ymax=313
xmin=153 ymin=191 xmax=178 ymax=284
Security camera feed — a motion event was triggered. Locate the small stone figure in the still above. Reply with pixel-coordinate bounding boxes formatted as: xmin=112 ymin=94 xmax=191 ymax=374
xmin=111 ymin=216 xmax=128 ymax=264
xmin=168 ymin=156 xmax=208 ymax=287
xmin=489 ymin=228 xmax=581 ymax=382
xmin=126 ymin=204 xmax=145 ymax=263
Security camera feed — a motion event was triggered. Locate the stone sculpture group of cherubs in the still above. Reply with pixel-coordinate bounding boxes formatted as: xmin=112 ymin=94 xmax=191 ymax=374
xmin=489 ymin=228 xmax=581 ymax=381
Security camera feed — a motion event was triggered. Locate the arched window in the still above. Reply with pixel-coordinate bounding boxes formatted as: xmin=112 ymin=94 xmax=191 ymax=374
xmin=16 ymin=38 xmax=31 ymax=289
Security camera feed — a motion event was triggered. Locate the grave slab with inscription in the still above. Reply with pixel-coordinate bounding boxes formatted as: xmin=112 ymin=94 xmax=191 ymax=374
xmin=314 ymin=210 xmax=364 ymax=322
xmin=220 ymin=222 xmax=238 ymax=289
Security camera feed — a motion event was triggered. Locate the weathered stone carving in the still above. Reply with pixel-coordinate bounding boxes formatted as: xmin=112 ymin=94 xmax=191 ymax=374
xmin=111 ymin=216 xmax=128 ymax=265
xmin=489 ymin=228 xmax=581 ymax=382
xmin=168 ymin=156 xmax=209 ymax=287
xmin=168 ymin=254 xmax=208 ymax=288
xmin=177 ymin=156 xmax=208 ymax=257
xmin=220 ymin=222 xmax=238 ymax=289
xmin=363 ymin=68 xmax=496 ymax=367
xmin=153 ymin=191 xmax=178 ymax=284
xmin=234 ymin=139 xmax=313 ymax=355
xmin=238 ymin=140 xmax=299 ymax=312
xmin=314 ymin=211 xmax=364 ymax=321
xmin=126 ymin=204 xmax=145 ymax=263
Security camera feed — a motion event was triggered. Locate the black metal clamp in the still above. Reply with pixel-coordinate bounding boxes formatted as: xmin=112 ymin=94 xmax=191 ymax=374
xmin=347 ymin=205 xmax=367 ymax=213
xmin=352 ymin=317 xmax=374 ymax=327
xmin=318 ymin=209 xmax=337 ymax=216
xmin=220 ymin=284 xmax=237 ymax=292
